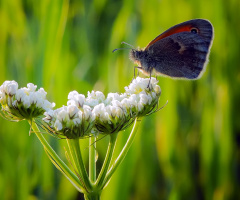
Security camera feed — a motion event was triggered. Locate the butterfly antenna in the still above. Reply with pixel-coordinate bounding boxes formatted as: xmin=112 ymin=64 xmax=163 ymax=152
xmin=121 ymin=41 xmax=135 ymax=49
xmin=112 ymin=41 xmax=136 ymax=53
xmin=112 ymin=47 xmax=132 ymax=53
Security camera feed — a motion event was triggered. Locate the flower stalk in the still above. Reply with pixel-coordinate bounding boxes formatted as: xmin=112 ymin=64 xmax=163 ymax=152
xmin=102 ymin=118 xmax=141 ymax=188
xmin=30 ymin=120 xmax=85 ymax=192
xmin=67 ymin=139 xmax=91 ymax=191
xmin=96 ymin=132 xmax=118 ymax=188
xmin=89 ymin=136 xmax=97 ymax=183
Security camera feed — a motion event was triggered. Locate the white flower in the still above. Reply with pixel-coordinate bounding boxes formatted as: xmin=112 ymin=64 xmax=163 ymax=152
xmin=22 ymin=96 xmax=31 ymax=108
xmin=89 ymin=91 xmax=105 ymax=101
xmin=86 ymin=91 xmax=105 ymax=107
xmin=125 ymin=77 xmax=159 ymax=95
xmin=106 ymin=105 xmax=124 ymax=119
xmin=82 ymin=105 xmax=94 ymax=120
xmin=57 ymin=106 xmax=69 ymax=122
xmin=72 ymin=117 xmax=81 ymax=125
xmin=67 ymin=105 xmax=79 ymax=118
xmin=38 ymin=88 xmax=47 ymax=98
xmin=0 ymin=90 xmax=4 ymax=98
xmin=120 ymin=98 xmax=131 ymax=112
xmin=154 ymin=85 xmax=161 ymax=95
xmin=42 ymin=101 xmax=55 ymax=111
xmin=128 ymin=94 xmax=138 ymax=107
xmin=68 ymin=91 xmax=86 ymax=108
xmin=43 ymin=110 xmax=54 ymax=123
xmin=7 ymin=82 xmax=18 ymax=96
xmin=92 ymin=103 xmax=110 ymax=122
xmin=139 ymin=93 xmax=152 ymax=105
xmin=27 ymin=83 xmax=37 ymax=92
xmin=43 ymin=104 xmax=96 ymax=139
xmin=54 ymin=119 xmax=63 ymax=131
xmin=0 ymin=81 xmax=55 ymax=120
xmin=68 ymin=91 xmax=79 ymax=100
xmin=29 ymin=92 xmax=37 ymax=105
xmin=125 ymin=77 xmax=148 ymax=94
xmin=0 ymin=80 xmax=18 ymax=96
xmin=15 ymin=89 xmax=25 ymax=101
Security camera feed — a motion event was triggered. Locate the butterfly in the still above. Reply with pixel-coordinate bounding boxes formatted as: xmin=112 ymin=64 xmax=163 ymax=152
xmin=114 ymin=19 xmax=214 ymax=79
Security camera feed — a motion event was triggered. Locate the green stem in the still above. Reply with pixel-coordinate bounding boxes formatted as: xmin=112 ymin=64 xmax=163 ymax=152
xmin=102 ymin=118 xmax=141 ymax=187
xmin=96 ymin=132 xmax=118 ymax=188
xmin=84 ymin=192 xmax=101 ymax=200
xmin=89 ymin=136 xmax=97 ymax=183
xmin=30 ymin=120 xmax=84 ymax=192
xmin=67 ymin=139 xmax=92 ymax=191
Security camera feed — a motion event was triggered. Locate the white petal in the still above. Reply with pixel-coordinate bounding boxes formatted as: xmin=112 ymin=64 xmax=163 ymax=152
xmin=67 ymin=105 xmax=79 ymax=118
xmin=75 ymin=94 xmax=86 ymax=107
xmin=154 ymin=85 xmax=161 ymax=94
xmin=73 ymin=118 xmax=81 ymax=125
xmin=7 ymin=82 xmax=18 ymax=95
xmin=22 ymin=96 xmax=31 ymax=108
xmin=27 ymin=83 xmax=37 ymax=92
xmin=29 ymin=92 xmax=37 ymax=104
xmin=37 ymin=88 xmax=47 ymax=98
xmin=57 ymin=106 xmax=69 ymax=121
xmin=54 ymin=119 xmax=63 ymax=131
xmin=15 ymin=89 xmax=25 ymax=101
xmin=68 ymin=91 xmax=79 ymax=100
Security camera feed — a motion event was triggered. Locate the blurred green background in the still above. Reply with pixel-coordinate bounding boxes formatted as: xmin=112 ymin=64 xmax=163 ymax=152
xmin=0 ymin=0 xmax=240 ymax=199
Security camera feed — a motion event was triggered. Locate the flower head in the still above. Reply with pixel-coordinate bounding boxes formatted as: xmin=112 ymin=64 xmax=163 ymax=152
xmin=91 ymin=77 xmax=161 ymax=134
xmin=43 ymin=104 xmax=95 ymax=139
xmin=123 ymin=77 xmax=161 ymax=117
xmin=0 ymin=81 xmax=55 ymax=121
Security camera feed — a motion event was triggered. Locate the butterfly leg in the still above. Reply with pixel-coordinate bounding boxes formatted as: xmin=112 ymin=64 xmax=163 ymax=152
xmin=147 ymin=72 xmax=151 ymax=89
xmin=132 ymin=66 xmax=142 ymax=83
xmin=147 ymin=69 xmax=154 ymax=89
xmin=134 ymin=66 xmax=141 ymax=78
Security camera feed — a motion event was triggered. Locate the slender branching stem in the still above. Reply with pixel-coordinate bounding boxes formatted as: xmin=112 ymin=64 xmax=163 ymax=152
xmin=67 ymin=139 xmax=92 ymax=191
xmin=30 ymin=120 xmax=84 ymax=192
xmin=102 ymin=118 xmax=141 ymax=188
xmin=95 ymin=132 xmax=118 ymax=188
xmin=89 ymin=136 xmax=97 ymax=183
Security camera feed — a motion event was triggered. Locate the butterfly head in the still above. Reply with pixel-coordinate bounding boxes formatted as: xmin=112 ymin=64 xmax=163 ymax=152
xmin=129 ymin=49 xmax=145 ymax=65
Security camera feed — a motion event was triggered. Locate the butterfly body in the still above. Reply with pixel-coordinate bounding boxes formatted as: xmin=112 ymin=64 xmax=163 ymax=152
xmin=129 ymin=19 xmax=214 ymax=79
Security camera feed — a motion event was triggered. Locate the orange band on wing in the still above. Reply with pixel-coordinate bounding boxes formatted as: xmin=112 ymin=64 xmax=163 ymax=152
xmin=146 ymin=24 xmax=192 ymax=49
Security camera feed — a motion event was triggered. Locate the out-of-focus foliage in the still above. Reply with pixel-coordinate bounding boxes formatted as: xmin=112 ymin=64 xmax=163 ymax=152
xmin=0 ymin=0 xmax=239 ymax=199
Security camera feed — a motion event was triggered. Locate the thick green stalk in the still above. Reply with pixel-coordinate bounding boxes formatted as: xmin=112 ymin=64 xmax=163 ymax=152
xmin=102 ymin=118 xmax=141 ymax=187
xmin=96 ymin=132 xmax=118 ymax=188
xmin=84 ymin=192 xmax=101 ymax=200
xmin=30 ymin=120 xmax=84 ymax=192
xmin=67 ymin=139 xmax=92 ymax=191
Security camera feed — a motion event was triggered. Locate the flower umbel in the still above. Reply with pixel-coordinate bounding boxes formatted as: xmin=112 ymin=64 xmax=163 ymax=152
xmin=42 ymin=77 xmax=161 ymax=137
xmin=43 ymin=104 xmax=96 ymax=139
xmin=0 ymin=81 xmax=55 ymax=121
xmin=125 ymin=77 xmax=161 ymax=117
xmin=94 ymin=77 xmax=161 ymax=133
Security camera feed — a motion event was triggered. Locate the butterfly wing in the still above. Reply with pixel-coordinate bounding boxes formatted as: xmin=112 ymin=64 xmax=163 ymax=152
xmin=145 ymin=19 xmax=213 ymax=79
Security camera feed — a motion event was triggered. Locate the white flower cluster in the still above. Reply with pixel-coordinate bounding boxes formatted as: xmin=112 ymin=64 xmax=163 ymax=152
xmin=43 ymin=104 xmax=95 ymax=139
xmin=0 ymin=80 xmax=55 ymax=120
xmin=43 ymin=77 xmax=161 ymax=138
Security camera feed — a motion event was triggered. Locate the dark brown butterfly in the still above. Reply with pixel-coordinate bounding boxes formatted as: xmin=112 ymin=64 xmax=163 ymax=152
xmin=115 ymin=19 xmax=214 ymax=79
